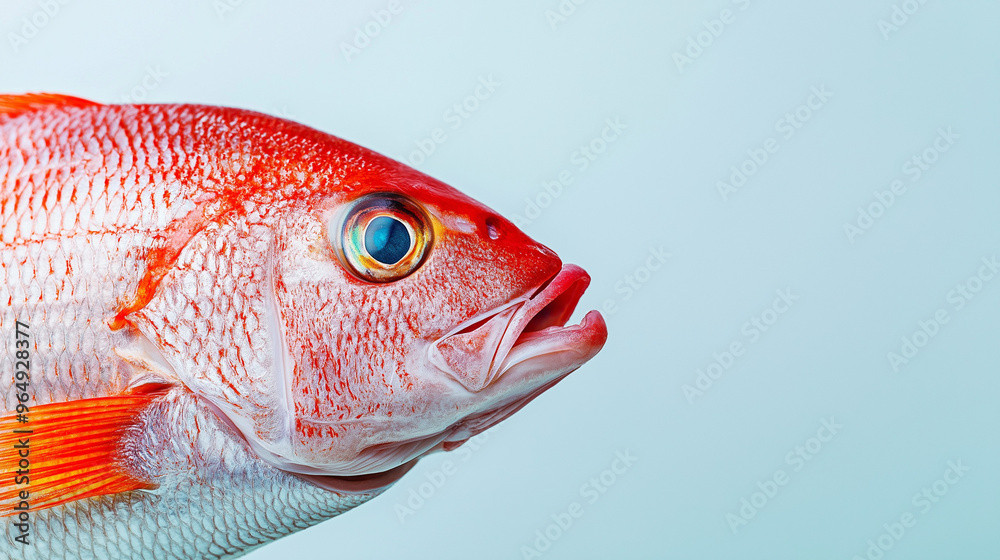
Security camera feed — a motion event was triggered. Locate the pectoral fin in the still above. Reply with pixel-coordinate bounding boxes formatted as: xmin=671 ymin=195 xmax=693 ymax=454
xmin=0 ymin=384 xmax=170 ymax=514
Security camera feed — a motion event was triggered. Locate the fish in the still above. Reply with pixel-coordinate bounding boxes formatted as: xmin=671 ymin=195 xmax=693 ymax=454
xmin=0 ymin=93 xmax=608 ymax=559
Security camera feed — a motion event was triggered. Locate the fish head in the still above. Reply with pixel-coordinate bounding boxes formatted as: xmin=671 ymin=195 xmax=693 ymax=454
xmin=154 ymin=115 xmax=608 ymax=490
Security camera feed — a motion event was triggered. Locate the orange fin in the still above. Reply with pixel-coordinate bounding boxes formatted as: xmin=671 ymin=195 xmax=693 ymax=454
xmin=0 ymin=93 xmax=99 ymax=119
xmin=0 ymin=384 xmax=170 ymax=515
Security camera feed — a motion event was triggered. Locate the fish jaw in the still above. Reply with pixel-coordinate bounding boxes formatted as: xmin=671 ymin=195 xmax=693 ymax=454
xmin=428 ymin=264 xmax=603 ymax=392
xmin=425 ymin=265 xmax=608 ymax=439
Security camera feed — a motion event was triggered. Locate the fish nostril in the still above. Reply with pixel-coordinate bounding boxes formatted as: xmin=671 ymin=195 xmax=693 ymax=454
xmin=485 ymin=216 xmax=501 ymax=240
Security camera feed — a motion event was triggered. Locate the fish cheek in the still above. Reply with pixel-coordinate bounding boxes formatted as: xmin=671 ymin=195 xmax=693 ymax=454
xmin=278 ymin=273 xmax=425 ymax=458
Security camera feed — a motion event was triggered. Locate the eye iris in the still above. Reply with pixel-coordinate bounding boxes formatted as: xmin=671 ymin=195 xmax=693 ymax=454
xmin=364 ymin=216 xmax=411 ymax=265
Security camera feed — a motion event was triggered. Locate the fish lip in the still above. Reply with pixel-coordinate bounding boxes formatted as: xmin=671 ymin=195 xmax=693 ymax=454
xmin=429 ymin=264 xmax=608 ymax=392
xmin=494 ymin=264 xmax=603 ymax=375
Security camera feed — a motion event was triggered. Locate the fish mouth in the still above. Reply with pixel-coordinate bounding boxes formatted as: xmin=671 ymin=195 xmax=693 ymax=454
xmin=429 ymin=263 xmax=608 ymax=397
xmin=495 ymin=265 xmax=608 ymax=382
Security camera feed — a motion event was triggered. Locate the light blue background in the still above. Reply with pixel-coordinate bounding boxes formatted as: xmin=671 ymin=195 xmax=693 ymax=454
xmin=2 ymin=1 xmax=997 ymax=558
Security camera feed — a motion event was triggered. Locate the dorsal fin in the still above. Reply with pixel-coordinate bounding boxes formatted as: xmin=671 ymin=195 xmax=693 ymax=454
xmin=0 ymin=93 xmax=99 ymax=119
xmin=0 ymin=384 xmax=171 ymax=514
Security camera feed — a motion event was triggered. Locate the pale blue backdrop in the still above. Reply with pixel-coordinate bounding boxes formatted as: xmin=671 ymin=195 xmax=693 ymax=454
xmin=2 ymin=1 xmax=997 ymax=558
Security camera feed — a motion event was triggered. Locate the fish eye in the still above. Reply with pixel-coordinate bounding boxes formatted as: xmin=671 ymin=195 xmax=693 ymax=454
xmin=333 ymin=193 xmax=433 ymax=282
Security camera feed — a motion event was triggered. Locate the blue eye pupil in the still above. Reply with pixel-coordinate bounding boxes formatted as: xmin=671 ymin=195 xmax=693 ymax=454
xmin=365 ymin=216 xmax=411 ymax=265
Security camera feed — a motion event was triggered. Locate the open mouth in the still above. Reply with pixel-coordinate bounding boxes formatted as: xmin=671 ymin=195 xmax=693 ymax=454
xmin=495 ymin=265 xmax=606 ymax=379
xmin=429 ymin=264 xmax=608 ymax=393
